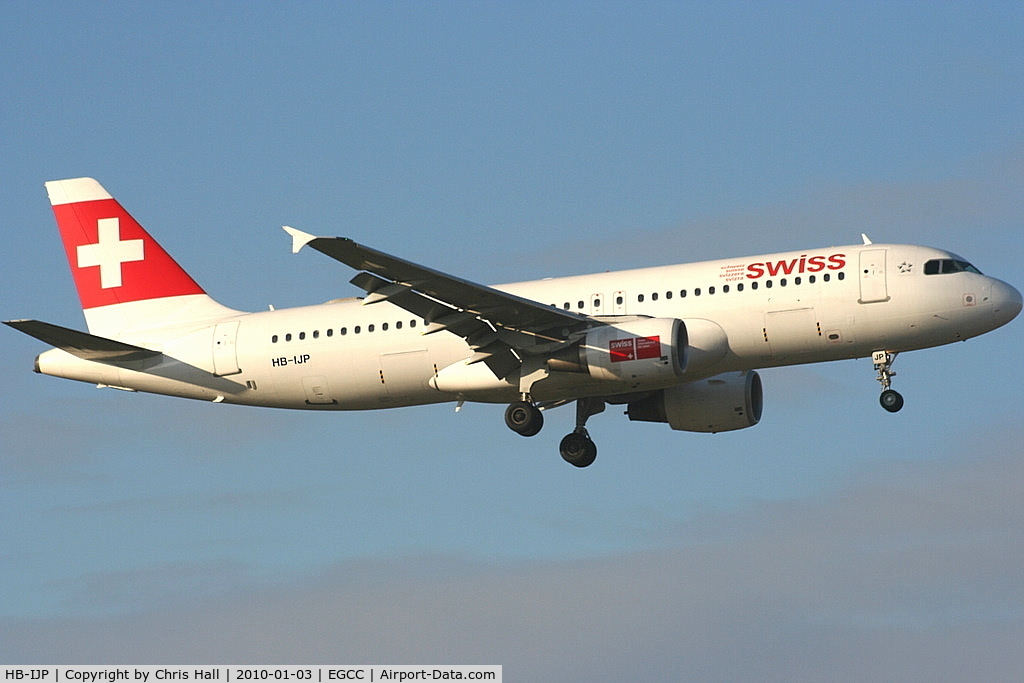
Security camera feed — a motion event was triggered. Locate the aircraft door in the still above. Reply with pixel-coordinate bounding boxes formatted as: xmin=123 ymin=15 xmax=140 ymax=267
xmin=859 ymin=249 xmax=890 ymax=303
xmin=764 ymin=307 xmax=820 ymax=359
xmin=380 ymin=349 xmax=431 ymax=402
xmin=212 ymin=321 xmax=241 ymax=376
xmin=613 ymin=291 xmax=627 ymax=315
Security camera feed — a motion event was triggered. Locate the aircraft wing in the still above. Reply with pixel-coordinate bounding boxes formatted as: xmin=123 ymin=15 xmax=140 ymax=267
xmin=284 ymin=228 xmax=593 ymax=378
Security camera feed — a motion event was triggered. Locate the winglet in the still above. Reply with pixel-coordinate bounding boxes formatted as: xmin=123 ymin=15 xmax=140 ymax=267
xmin=283 ymin=226 xmax=317 ymax=254
xmin=861 ymin=233 xmax=873 ymax=245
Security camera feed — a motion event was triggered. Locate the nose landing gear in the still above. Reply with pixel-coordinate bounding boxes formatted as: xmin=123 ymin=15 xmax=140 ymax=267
xmin=873 ymin=350 xmax=904 ymax=413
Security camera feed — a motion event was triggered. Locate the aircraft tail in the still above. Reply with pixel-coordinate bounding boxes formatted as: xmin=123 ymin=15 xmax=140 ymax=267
xmin=45 ymin=178 xmax=239 ymax=337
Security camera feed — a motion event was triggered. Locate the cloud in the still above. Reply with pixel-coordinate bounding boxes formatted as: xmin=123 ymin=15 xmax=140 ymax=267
xmin=4 ymin=421 xmax=1023 ymax=681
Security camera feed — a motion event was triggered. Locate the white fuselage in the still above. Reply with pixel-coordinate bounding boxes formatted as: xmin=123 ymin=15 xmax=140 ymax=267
xmin=34 ymin=242 xmax=1021 ymax=411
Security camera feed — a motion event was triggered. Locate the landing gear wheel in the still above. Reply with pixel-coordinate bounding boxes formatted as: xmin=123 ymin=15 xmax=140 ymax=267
xmin=872 ymin=351 xmax=904 ymax=414
xmin=879 ymin=389 xmax=904 ymax=413
xmin=559 ymin=431 xmax=597 ymax=468
xmin=505 ymin=400 xmax=543 ymax=437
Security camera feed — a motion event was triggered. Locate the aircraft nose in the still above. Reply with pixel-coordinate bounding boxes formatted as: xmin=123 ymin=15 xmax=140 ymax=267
xmin=991 ymin=278 xmax=1022 ymax=328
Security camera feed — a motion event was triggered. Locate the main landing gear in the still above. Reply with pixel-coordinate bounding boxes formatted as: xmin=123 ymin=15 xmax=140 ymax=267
xmin=504 ymin=396 xmax=604 ymax=468
xmin=872 ymin=350 xmax=904 ymax=413
xmin=504 ymin=399 xmax=544 ymax=437
xmin=559 ymin=398 xmax=603 ymax=468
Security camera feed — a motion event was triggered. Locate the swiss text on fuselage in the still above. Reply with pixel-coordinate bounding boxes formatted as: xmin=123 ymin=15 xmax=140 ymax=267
xmin=745 ymin=253 xmax=846 ymax=279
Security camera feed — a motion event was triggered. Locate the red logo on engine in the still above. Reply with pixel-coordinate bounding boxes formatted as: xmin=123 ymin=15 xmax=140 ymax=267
xmin=610 ymin=335 xmax=661 ymax=362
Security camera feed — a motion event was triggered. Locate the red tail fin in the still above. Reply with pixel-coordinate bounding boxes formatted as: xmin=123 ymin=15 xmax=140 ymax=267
xmin=47 ymin=178 xmax=206 ymax=310
xmin=45 ymin=178 xmax=238 ymax=336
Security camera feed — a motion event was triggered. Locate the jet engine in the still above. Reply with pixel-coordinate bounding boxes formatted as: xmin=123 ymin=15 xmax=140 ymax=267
xmin=546 ymin=317 xmax=686 ymax=390
xmin=626 ymin=370 xmax=763 ymax=433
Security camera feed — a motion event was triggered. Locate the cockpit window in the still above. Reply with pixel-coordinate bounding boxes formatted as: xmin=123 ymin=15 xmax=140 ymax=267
xmin=924 ymin=259 xmax=982 ymax=275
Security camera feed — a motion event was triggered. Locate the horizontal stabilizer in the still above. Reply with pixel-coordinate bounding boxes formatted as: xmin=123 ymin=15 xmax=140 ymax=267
xmin=4 ymin=319 xmax=163 ymax=364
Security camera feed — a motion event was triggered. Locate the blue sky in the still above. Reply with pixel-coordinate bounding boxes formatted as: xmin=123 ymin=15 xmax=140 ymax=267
xmin=2 ymin=2 xmax=1023 ymax=679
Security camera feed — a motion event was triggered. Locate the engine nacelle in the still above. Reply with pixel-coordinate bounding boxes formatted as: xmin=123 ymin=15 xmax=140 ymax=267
xmin=681 ymin=318 xmax=729 ymax=375
xmin=626 ymin=370 xmax=763 ymax=433
xmin=547 ymin=318 xmax=686 ymax=390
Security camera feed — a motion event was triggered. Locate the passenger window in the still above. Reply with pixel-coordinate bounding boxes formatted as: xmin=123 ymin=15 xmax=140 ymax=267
xmin=694 ymin=288 xmax=701 ymax=296
xmin=751 ymin=281 xmax=758 ymax=290
xmin=652 ymin=293 xmax=659 ymax=301
xmin=737 ymin=283 xmax=744 ymax=292
xmin=382 ymin=323 xmax=389 ymax=331
xmin=766 ymin=280 xmax=773 ymax=289
xmin=396 ymin=321 xmax=403 ymax=329
xmin=341 ymin=327 xmax=347 ymax=335
xmin=638 ymin=294 xmax=645 ymax=302
xmin=354 ymin=326 xmax=361 ymax=334
xmin=723 ymin=284 xmax=730 ymax=293
xmin=368 ymin=324 xmax=375 ymax=332
xmin=708 ymin=286 xmax=715 ymax=295
xmin=285 ymin=333 xmax=292 ymax=342
xmin=299 ymin=332 xmax=306 ymax=340
xmin=313 ymin=330 xmax=319 ymax=338
xmin=680 ymin=290 xmax=687 ymax=297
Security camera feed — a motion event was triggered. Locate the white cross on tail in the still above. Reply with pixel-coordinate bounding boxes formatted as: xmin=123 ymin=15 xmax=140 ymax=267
xmin=76 ymin=217 xmax=144 ymax=289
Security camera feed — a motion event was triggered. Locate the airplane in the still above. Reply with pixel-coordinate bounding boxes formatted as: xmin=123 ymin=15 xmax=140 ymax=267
xmin=5 ymin=177 xmax=1021 ymax=467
